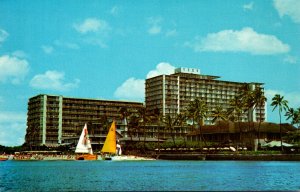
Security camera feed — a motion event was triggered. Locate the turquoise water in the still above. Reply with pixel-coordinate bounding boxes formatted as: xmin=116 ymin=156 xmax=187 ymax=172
xmin=1 ymin=160 xmax=300 ymax=191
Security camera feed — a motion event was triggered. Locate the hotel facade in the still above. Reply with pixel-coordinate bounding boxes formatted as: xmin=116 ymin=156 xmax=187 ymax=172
xmin=145 ymin=67 xmax=266 ymax=124
xmin=25 ymin=67 xmax=267 ymax=147
xmin=25 ymin=94 xmax=144 ymax=147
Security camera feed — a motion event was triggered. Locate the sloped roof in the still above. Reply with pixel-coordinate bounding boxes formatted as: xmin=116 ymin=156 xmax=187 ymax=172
xmin=188 ymin=121 xmax=296 ymax=135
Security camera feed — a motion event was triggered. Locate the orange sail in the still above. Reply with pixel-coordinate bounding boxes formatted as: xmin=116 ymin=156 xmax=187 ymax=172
xmin=101 ymin=121 xmax=117 ymax=154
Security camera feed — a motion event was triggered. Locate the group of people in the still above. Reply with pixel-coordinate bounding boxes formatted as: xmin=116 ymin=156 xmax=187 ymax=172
xmin=12 ymin=153 xmax=76 ymax=160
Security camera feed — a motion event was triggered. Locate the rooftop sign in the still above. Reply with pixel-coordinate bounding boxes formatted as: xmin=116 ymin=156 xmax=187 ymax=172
xmin=175 ymin=67 xmax=200 ymax=75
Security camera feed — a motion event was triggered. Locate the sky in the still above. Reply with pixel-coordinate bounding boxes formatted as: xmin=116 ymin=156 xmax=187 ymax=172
xmin=0 ymin=0 xmax=299 ymax=146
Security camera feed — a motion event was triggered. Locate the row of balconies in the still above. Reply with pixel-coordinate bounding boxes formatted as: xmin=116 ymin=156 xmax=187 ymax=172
xmin=179 ymin=88 xmax=238 ymax=95
xmin=163 ymin=87 xmax=239 ymax=94
xmin=27 ymin=112 xmax=45 ymax=118
xmin=146 ymin=92 xmax=164 ymax=97
xmin=62 ymin=110 xmax=108 ymax=116
xmin=63 ymin=115 xmax=118 ymax=121
xmin=28 ymin=103 xmax=43 ymax=109
xmin=146 ymin=95 xmax=163 ymax=100
xmin=63 ymin=99 xmax=143 ymax=107
xmin=62 ymin=105 xmax=122 ymax=113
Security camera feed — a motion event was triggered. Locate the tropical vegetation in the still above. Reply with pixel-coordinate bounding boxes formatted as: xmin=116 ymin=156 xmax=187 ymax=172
xmin=271 ymin=94 xmax=289 ymax=152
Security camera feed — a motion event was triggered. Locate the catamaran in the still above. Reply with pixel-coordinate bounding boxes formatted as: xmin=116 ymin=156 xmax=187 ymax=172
xmin=0 ymin=154 xmax=9 ymax=161
xmin=100 ymin=121 xmax=119 ymax=160
xmin=100 ymin=121 xmax=155 ymax=161
xmin=75 ymin=123 xmax=97 ymax=160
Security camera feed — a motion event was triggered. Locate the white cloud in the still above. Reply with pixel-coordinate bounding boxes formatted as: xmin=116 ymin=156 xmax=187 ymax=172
xmin=114 ymin=78 xmax=145 ymax=101
xmin=74 ymin=18 xmax=110 ymax=48
xmin=83 ymin=38 xmax=108 ymax=48
xmin=186 ymin=27 xmax=290 ymax=55
xmin=274 ymin=0 xmax=300 ymax=23
xmin=42 ymin=45 xmax=54 ymax=54
xmin=166 ymin=29 xmax=177 ymax=37
xmin=54 ymin=40 xmax=80 ymax=49
xmin=0 ymin=29 xmax=9 ymax=45
xmin=114 ymin=62 xmax=176 ymax=101
xmin=0 ymin=111 xmax=26 ymax=146
xmin=0 ymin=55 xmax=29 ymax=84
xmin=284 ymin=55 xmax=297 ymax=64
xmin=110 ymin=6 xmax=119 ymax=16
xmin=147 ymin=62 xmax=176 ymax=78
xmin=74 ymin=18 xmax=109 ymax=34
xmin=12 ymin=50 xmax=27 ymax=58
xmin=42 ymin=41 xmax=79 ymax=54
xmin=148 ymin=26 xmax=161 ymax=35
xmin=265 ymin=89 xmax=300 ymax=109
xmin=243 ymin=2 xmax=254 ymax=11
xmin=30 ymin=70 xmax=80 ymax=91
xmin=147 ymin=17 xmax=162 ymax=35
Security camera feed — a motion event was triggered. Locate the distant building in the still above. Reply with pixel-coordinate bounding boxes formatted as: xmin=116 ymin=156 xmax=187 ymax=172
xmin=25 ymin=94 xmax=144 ymax=147
xmin=145 ymin=67 xmax=266 ymax=124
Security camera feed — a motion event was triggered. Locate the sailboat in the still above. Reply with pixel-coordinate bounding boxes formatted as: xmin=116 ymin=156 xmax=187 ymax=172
xmin=75 ymin=123 xmax=97 ymax=160
xmin=101 ymin=121 xmax=155 ymax=161
xmin=0 ymin=154 xmax=9 ymax=161
xmin=101 ymin=121 xmax=119 ymax=160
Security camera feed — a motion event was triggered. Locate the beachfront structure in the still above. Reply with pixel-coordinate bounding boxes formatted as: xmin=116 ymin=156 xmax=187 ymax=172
xmin=25 ymin=94 xmax=144 ymax=147
xmin=145 ymin=67 xmax=266 ymax=124
xmin=186 ymin=121 xmax=296 ymax=150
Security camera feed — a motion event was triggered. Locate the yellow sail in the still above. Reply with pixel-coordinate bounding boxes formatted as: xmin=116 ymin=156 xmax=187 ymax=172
xmin=101 ymin=121 xmax=117 ymax=154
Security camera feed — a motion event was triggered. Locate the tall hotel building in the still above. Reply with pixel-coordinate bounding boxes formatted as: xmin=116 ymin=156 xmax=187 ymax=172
xmin=145 ymin=67 xmax=266 ymax=124
xmin=25 ymin=94 xmax=144 ymax=146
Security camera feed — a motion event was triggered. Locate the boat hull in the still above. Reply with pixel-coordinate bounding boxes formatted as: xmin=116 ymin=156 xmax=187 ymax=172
xmin=0 ymin=155 xmax=9 ymax=161
xmin=100 ymin=155 xmax=155 ymax=161
xmin=75 ymin=154 xmax=97 ymax=160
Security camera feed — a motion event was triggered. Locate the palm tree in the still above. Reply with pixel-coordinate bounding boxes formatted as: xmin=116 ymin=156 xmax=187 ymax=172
xmin=176 ymin=113 xmax=188 ymax=147
xmin=128 ymin=114 xmax=139 ymax=142
xmin=99 ymin=115 xmax=111 ymax=132
xmin=211 ymin=105 xmax=228 ymax=144
xmin=137 ymin=107 xmax=151 ymax=150
xmin=271 ymin=94 xmax=288 ymax=152
xmin=286 ymin=107 xmax=296 ymax=122
xmin=150 ymin=108 xmax=163 ymax=153
xmin=211 ymin=105 xmax=228 ymax=124
xmin=229 ymin=95 xmax=245 ymax=143
xmin=164 ymin=114 xmax=175 ymax=146
xmin=243 ymin=88 xmax=255 ymax=128
xmin=294 ymin=108 xmax=300 ymax=129
xmin=164 ymin=112 xmax=187 ymax=147
xmin=252 ymin=87 xmax=267 ymax=148
xmin=186 ymin=98 xmax=208 ymax=148
xmin=286 ymin=107 xmax=300 ymax=129
xmin=239 ymin=84 xmax=259 ymax=150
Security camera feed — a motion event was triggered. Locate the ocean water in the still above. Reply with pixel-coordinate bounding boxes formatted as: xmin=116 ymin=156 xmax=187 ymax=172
xmin=0 ymin=160 xmax=300 ymax=191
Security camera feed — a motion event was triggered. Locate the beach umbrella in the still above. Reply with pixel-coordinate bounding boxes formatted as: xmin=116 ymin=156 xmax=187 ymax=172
xmin=262 ymin=141 xmax=293 ymax=147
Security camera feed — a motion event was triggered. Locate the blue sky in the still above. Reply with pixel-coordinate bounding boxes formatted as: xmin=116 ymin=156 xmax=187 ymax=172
xmin=0 ymin=0 xmax=299 ymax=146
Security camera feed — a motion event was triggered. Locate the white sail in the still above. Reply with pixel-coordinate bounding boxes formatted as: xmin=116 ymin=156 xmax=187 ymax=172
xmin=75 ymin=124 xmax=93 ymax=154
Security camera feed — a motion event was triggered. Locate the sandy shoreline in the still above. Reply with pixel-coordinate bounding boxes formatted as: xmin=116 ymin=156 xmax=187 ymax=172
xmin=3 ymin=153 xmax=300 ymax=161
xmin=156 ymin=153 xmax=300 ymax=161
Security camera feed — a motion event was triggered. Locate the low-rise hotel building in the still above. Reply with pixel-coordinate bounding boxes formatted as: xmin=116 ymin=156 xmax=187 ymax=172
xmin=25 ymin=94 xmax=144 ymax=147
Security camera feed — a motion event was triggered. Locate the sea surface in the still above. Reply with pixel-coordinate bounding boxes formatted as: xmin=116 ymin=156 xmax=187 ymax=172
xmin=0 ymin=160 xmax=300 ymax=191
